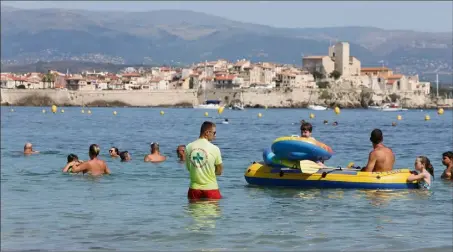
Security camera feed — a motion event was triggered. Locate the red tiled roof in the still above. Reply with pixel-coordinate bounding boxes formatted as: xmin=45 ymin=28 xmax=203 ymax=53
xmin=122 ymin=73 xmax=141 ymax=77
xmin=388 ymin=74 xmax=403 ymax=79
xmin=215 ymin=75 xmax=236 ymax=81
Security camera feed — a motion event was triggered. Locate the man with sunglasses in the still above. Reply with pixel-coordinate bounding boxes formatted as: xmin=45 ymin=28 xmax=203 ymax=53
xmin=185 ymin=121 xmax=223 ymax=201
xmin=109 ymin=147 xmax=120 ymax=158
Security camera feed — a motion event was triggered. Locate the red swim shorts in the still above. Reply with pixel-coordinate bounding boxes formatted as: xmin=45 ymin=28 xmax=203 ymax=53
xmin=188 ymin=188 xmax=222 ymax=200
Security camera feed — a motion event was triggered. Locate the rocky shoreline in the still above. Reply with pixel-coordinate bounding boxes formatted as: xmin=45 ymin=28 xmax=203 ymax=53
xmin=1 ymin=89 xmax=451 ymax=109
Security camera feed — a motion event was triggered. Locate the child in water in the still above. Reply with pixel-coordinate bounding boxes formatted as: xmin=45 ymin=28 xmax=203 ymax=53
xmin=62 ymin=154 xmax=82 ymax=173
xmin=407 ymin=156 xmax=434 ymax=190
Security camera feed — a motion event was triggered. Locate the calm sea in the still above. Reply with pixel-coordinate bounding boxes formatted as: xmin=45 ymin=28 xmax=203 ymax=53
xmin=1 ymin=106 xmax=452 ymax=251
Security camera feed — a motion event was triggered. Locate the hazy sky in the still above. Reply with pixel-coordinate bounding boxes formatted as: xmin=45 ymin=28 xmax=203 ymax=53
xmin=2 ymin=1 xmax=452 ymax=32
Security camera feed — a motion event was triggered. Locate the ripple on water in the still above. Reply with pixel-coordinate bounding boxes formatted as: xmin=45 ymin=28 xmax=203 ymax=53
xmin=1 ymin=107 xmax=452 ymax=251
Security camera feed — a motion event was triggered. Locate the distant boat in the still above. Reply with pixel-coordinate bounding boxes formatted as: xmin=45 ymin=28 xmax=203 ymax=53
xmin=308 ymin=104 xmax=328 ymax=111
xmin=368 ymin=105 xmax=381 ymax=110
xmin=194 ymin=100 xmax=222 ymax=109
xmin=231 ymin=104 xmax=244 ymax=110
xmin=380 ymin=103 xmax=408 ymax=112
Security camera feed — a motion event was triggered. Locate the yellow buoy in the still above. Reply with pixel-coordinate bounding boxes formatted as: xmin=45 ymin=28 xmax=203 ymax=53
xmin=61 ymin=109 xmax=64 ymax=113
xmin=258 ymin=113 xmax=262 ymax=118
xmin=113 ymin=111 xmax=117 ymax=115
xmin=87 ymin=110 xmax=92 ymax=114
xmin=42 ymin=109 xmax=46 ymax=113
xmin=309 ymin=113 xmax=315 ymax=119
xmin=217 ymin=106 xmax=224 ymax=114
xmin=424 ymin=115 xmax=430 ymax=121
xmin=397 ymin=115 xmax=402 ymax=120
xmin=51 ymin=105 xmax=57 ymax=113
xmin=204 ymin=112 xmax=209 ymax=117
xmin=437 ymin=108 xmax=444 ymax=115
xmin=160 ymin=110 xmax=164 ymax=115
xmin=81 ymin=109 xmax=85 ymax=113
xmin=334 ymin=107 xmax=340 ymax=114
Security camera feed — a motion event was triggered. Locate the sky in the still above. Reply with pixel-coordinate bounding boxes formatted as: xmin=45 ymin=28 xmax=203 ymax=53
xmin=2 ymin=1 xmax=452 ymax=32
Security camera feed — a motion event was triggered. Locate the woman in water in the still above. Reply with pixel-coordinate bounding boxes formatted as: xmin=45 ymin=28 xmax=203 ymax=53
xmin=62 ymin=154 xmax=82 ymax=173
xmin=407 ymin=156 xmax=434 ymax=190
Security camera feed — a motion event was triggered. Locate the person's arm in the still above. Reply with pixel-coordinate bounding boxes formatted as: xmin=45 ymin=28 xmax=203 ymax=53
xmin=361 ymin=151 xmax=377 ymax=172
xmin=71 ymin=162 xmax=88 ymax=173
xmin=407 ymin=172 xmax=426 ymax=182
xmin=104 ymin=161 xmax=111 ymax=175
xmin=215 ymin=147 xmax=223 ymax=175
xmin=62 ymin=161 xmax=75 ymax=172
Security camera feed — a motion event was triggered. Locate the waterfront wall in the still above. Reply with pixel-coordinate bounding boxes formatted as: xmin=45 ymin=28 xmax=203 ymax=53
xmin=1 ymin=88 xmax=449 ymax=108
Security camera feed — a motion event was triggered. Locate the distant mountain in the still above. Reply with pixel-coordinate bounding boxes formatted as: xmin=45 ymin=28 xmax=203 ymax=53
xmin=1 ymin=5 xmax=452 ymax=76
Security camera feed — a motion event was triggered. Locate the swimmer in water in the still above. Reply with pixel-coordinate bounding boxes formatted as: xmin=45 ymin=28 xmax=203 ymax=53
xmin=391 ymin=122 xmax=397 ymax=127
xmin=109 ymin=147 xmax=120 ymax=158
xmin=62 ymin=154 xmax=82 ymax=173
xmin=323 ymin=120 xmax=328 ymax=125
xmin=23 ymin=142 xmax=39 ymax=155
xmin=441 ymin=151 xmax=453 ymax=180
xmin=119 ymin=151 xmax=131 ymax=162
xmin=332 ymin=121 xmax=338 ymax=126
xmin=144 ymin=142 xmax=167 ymax=163
xmin=176 ymin=145 xmax=186 ymax=162
xmin=407 ymin=156 xmax=434 ymax=190
xmin=71 ymin=144 xmax=111 ymax=176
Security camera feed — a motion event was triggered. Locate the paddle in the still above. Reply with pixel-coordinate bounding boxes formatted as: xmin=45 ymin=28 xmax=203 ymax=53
xmin=299 ymin=160 xmax=359 ymax=174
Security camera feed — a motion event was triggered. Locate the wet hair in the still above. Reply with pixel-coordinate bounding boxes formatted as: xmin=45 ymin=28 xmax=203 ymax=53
xmin=111 ymin=147 xmax=119 ymax=154
xmin=24 ymin=143 xmax=32 ymax=150
xmin=67 ymin=154 xmax=79 ymax=163
xmin=370 ymin=129 xmax=383 ymax=144
xmin=442 ymin=151 xmax=453 ymax=160
xmin=89 ymin=144 xmax=100 ymax=157
xmin=119 ymin=151 xmax=129 ymax=161
xmin=176 ymin=145 xmax=185 ymax=158
xmin=417 ymin=156 xmax=434 ymax=177
xmin=200 ymin=121 xmax=216 ymax=136
xmin=151 ymin=142 xmax=159 ymax=153
xmin=300 ymin=122 xmax=312 ymax=133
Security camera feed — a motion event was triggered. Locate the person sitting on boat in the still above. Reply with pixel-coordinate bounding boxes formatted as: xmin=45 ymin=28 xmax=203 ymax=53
xmin=407 ymin=156 xmax=434 ymax=190
xmin=300 ymin=122 xmax=316 ymax=140
xmin=300 ymin=122 xmax=327 ymax=167
xmin=440 ymin=151 xmax=453 ymax=180
xmin=361 ymin=129 xmax=395 ymax=172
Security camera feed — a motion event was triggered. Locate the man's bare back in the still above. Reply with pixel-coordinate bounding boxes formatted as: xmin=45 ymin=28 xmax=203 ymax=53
xmin=144 ymin=154 xmax=166 ymax=163
xmin=73 ymin=159 xmax=110 ymax=176
xmin=362 ymin=145 xmax=395 ymax=172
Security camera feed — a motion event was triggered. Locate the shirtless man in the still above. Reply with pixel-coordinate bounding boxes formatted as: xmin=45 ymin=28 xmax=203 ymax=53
xmin=440 ymin=151 xmax=453 ymax=180
xmin=71 ymin=144 xmax=111 ymax=176
xmin=176 ymin=145 xmax=186 ymax=162
xmin=144 ymin=142 xmax=166 ymax=163
xmin=23 ymin=142 xmax=39 ymax=155
xmin=361 ymin=129 xmax=395 ymax=172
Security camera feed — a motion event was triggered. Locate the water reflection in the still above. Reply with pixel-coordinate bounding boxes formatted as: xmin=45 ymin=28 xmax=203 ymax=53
xmin=359 ymin=190 xmax=411 ymax=207
xmin=185 ymin=200 xmax=222 ymax=232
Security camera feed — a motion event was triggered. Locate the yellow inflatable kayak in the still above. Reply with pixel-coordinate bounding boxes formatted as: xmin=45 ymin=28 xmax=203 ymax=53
xmin=244 ymin=162 xmax=418 ymax=189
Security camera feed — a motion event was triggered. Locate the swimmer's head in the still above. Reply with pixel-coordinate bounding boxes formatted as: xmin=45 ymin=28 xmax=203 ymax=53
xmin=109 ymin=147 xmax=119 ymax=157
xmin=119 ymin=151 xmax=130 ymax=162
xmin=442 ymin=151 xmax=453 ymax=166
xmin=300 ymin=122 xmax=312 ymax=138
xmin=151 ymin=142 xmax=160 ymax=153
xmin=89 ymin=144 xmax=100 ymax=157
xmin=332 ymin=121 xmax=338 ymax=126
xmin=24 ymin=142 xmax=33 ymax=151
xmin=370 ymin=129 xmax=383 ymax=145
xmin=67 ymin=154 xmax=79 ymax=163
xmin=176 ymin=145 xmax=185 ymax=159
xmin=323 ymin=120 xmax=328 ymax=124
xmin=415 ymin=156 xmax=434 ymax=176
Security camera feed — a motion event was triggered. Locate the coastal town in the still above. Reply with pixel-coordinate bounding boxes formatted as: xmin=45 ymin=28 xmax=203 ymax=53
xmin=1 ymin=42 xmax=451 ymax=108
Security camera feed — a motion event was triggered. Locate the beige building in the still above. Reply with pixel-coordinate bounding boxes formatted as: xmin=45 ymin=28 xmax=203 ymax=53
xmin=303 ymin=42 xmax=361 ymax=78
